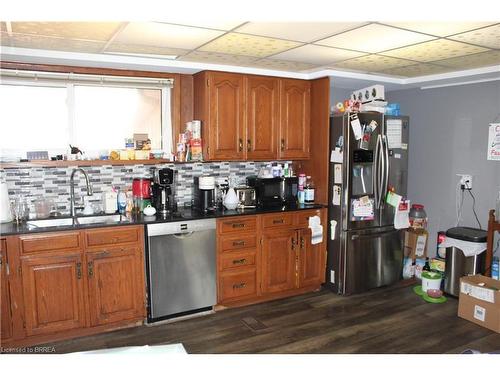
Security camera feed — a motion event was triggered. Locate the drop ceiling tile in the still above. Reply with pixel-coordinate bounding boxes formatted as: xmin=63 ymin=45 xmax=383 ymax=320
xmin=1 ymin=32 xmax=105 ymax=53
xmin=381 ymin=39 xmax=489 ymax=62
xmin=382 ymin=22 xmax=495 ymax=37
xmin=11 ymin=22 xmax=122 ymax=41
xmin=0 ymin=22 xmax=7 ymax=33
xmin=178 ymin=51 xmax=258 ymax=66
xmin=249 ymin=59 xmax=319 ymax=72
xmin=234 ymin=22 xmax=367 ymax=43
xmin=332 ymin=54 xmax=415 ymax=72
xmin=199 ymin=32 xmax=302 ymax=57
xmin=316 ymin=23 xmax=435 ymax=53
xmin=448 ymin=24 xmax=500 ymax=49
xmin=114 ymin=22 xmax=225 ymax=50
xmin=269 ymin=44 xmax=365 ymax=65
xmin=155 ymin=20 xmax=244 ymax=31
xmin=379 ymin=63 xmax=453 ymax=77
xmin=434 ymin=50 xmax=500 ymax=69
xmin=105 ymin=42 xmax=190 ymax=57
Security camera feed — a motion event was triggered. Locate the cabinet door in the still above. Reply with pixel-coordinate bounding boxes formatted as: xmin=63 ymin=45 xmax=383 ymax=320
xmin=86 ymin=246 xmax=145 ymax=327
xmin=261 ymin=229 xmax=297 ymax=294
xmin=246 ymin=75 xmax=279 ymax=160
xmin=21 ymin=252 xmax=86 ymax=336
xmin=1 ymin=241 xmax=12 ymax=340
xmin=279 ymin=79 xmax=310 ymax=159
xmin=208 ymin=72 xmax=245 ymax=160
xmin=298 ymin=229 xmax=326 ymax=288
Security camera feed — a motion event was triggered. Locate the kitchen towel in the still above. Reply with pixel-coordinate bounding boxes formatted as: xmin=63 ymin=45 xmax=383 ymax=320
xmin=308 ymin=215 xmax=323 ymax=245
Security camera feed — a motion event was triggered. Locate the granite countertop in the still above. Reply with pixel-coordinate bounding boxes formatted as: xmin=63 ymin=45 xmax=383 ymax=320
xmin=0 ymin=204 xmax=326 ymax=236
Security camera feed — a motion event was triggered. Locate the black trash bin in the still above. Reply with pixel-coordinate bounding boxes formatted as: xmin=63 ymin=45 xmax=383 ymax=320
xmin=443 ymin=227 xmax=487 ymax=297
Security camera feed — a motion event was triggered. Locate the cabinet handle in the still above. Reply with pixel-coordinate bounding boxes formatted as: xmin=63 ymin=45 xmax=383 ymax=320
xmin=301 ymin=237 xmax=305 ymax=249
xmin=247 ymin=139 xmax=251 ymax=152
xmin=239 ymin=138 xmax=243 ymax=152
xmin=291 ymin=237 xmax=296 ymax=251
xmin=232 ymin=258 xmax=247 ymax=265
xmin=273 ymin=219 xmax=284 ymax=224
xmin=88 ymin=261 xmax=94 ymax=277
xmin=232 ymin=240 xmax=245 ymax=246
xmin=231 ymin=222 xmax=245 ymax=229
xmin=233 ymin=282 xmax=246 ymax=289
xmin=76 ymin=262 xmax=82 ymax=279
xmin=281 ymin=138 xmax=285 ymax=151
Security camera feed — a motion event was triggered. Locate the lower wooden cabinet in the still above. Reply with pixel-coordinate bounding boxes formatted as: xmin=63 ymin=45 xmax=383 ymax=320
xmin=86 ymin=246 xmax=145 ymax=326
xmin=216 ymin=208 xmax=327 ymax=307
xmin=1 ymin=225 xmax=146 ymax=347
xmin=1 ymin=240 xmax=13 ymax=341
xmin=21 ymin=252 xmax=86 ymax=337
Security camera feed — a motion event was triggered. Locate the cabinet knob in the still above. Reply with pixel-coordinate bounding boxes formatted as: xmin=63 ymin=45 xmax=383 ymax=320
xmin=76 ymin=262 xmax=82 ymax=279
xmin=281 ymin=139 xmax=285 ymax=151
xmin=247 ymin=139 xmax=251 ymax=152
xmin=273 ymin=219 xmax=284 ymax=224
xmin=239 ymin=138 xmax=243 ymax=152
xmin=233 ymin=282 xmax=246 ymax=289
xmin=88 ymin=261 xmax=94 ymax=277
xmin=232 ymin=258 xmax=247 ymax=265
xmin=232 ymin=240 xmax=245 ymax=246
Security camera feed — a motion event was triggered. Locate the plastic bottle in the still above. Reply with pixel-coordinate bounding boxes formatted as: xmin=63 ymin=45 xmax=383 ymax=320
xmin=492 ymin=256 xmax=499 ymax=280
xmin=283 ymin=163 xmax=289 ymax=177
xmin=304 ymin=176 xmax=315 ymax=205
xmin=117 ymin=190 xmax=127 ymax=215
xmin=298 ymin=173 xmax=306 ymax=191
xmin=409 ymin=204 xmax=427 ymax=230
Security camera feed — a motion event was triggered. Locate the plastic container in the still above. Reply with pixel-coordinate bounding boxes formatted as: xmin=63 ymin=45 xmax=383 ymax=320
xmin=409 ymin=204 xmax=427 ymax=230
xmin=298 ymin=173 xmax=306 ymax=191
xmin=304 ymin=176 xmax=315 ymax=205
xmin=421 ymin=271 xmax=442 ymax=292
xmin=117 ymin=190 xmax=127 ymax=215
xmin=492 ymin=256 xmax=499 ymax=281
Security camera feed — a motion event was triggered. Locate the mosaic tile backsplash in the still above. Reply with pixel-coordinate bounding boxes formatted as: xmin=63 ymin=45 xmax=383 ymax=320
xmin=0 ymin=161 xmax=290 ymax=216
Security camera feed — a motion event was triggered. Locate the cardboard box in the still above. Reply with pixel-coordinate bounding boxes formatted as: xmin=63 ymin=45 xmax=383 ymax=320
xmin=458 ymin=275 xmax=500 ymax=333
xmin=404 ymin=229 xmax=428 ymax=259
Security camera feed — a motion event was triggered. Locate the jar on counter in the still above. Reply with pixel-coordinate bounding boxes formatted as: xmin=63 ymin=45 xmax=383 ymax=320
xmin=409 ymin=204 xmax=427 ymax=230
xmin=304 ymin=176 xmax=315 ymax=205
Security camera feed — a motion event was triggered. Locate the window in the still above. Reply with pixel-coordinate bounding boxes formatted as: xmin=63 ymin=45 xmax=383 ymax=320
xmin=0 ymin=70 xmax=173 ymax=159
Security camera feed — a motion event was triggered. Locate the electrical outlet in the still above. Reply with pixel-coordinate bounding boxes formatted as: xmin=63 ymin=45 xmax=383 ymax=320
xmin=330 ymin=270 xmax=335 ymax=284
xmin=457 ymin=174 xmax=473 ymax=190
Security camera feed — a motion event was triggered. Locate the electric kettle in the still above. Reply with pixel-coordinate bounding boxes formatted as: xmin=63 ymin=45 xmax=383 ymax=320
xmin=0 ymin=182 xmax=12 ymax=223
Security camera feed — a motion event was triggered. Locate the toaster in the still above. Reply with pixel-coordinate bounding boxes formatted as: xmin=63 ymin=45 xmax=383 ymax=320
xmin=234 ymin=187 xmax=256 ymax=208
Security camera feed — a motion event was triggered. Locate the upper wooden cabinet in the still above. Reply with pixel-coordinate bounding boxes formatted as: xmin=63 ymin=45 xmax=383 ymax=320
xmin=279 ymin=79 xmax=311 ymax=160
xmin=194 ymin=71 xmax=310 ymax=161
xmin=246 ymin=75 xmax=279 ymax=160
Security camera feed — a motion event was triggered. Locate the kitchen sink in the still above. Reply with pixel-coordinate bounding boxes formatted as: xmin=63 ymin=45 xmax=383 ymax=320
xmin=26 ymin=214 xmax=130 ymax=228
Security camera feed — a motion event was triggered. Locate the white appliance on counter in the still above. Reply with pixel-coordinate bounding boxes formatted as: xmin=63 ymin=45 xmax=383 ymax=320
xmin=0 ymin=182 xmax=12 ymax=223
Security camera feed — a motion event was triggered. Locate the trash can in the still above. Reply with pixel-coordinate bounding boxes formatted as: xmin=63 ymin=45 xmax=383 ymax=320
xmin=443 ymin=227 xmax=487 ymax=297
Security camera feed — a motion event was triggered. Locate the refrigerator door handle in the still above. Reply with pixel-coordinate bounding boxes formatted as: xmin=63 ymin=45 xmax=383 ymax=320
xmin=382 ymin=135 xmax=390 ymax=206
xmin=373 ymin=134 xmax=382 ymax=209
xmin=351 ymin=228 xmax=399 ymax=240
xmin=377 ymin=135 xmax=384 ymax=209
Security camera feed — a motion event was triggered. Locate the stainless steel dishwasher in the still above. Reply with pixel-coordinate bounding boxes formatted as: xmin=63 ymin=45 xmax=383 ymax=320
xmin=146 ymin=219 xmax=216 ymax=322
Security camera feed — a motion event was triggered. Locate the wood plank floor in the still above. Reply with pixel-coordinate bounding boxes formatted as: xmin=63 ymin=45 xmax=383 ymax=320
xmin=45 ymin=283 xmax=500 ymax=354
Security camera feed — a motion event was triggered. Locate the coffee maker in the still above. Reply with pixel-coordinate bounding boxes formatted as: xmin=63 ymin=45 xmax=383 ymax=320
xmin=193 ymin=176 xmax=216 ymax=213
xmin=151 ymin=168 xmax=176 ymax=216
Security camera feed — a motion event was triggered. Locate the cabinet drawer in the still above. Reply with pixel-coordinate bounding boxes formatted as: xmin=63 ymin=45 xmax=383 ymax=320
xmin=219 ymin=269 xmax=257 ymax=301
xmin=218 ymin=217 xmax=256 ymax=235
xmin=220 ymin=234 xmax=257 ymax=251
xmin=19 ymin=231 xmax=81 ymax=254
xmin=219 ymin=250 xmax=256 ymax=271
xmin=86 ymin=226 xmax=141 ymax=247
xmin=295 ymin=209 xmax=322 ymax=228
xmin=262 ymin=213 xmax=293 ymax=230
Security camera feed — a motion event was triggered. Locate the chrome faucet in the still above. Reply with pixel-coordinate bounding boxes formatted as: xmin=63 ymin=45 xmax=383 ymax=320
xmin=70 ymin=168 xmax=93 ymax=217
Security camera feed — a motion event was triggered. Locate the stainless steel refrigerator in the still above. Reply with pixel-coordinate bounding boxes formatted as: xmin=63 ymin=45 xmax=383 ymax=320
xmin=327 ymin=112 xmax=409 ymax=295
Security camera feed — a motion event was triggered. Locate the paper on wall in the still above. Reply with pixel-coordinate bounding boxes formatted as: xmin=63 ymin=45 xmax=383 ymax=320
xmin=330 ymin=147 xmax=343 ymax=163
xmin=332 ymin=185 xmax=341 ymax=206
xmin=386 ymin=119 xmax=402 ymax=149
xmin=334 ymin=164 xmax=342 ymax=183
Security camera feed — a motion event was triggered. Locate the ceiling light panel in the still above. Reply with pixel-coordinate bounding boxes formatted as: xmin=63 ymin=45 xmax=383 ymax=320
xmin=234 ymin=22 xmax=368 ymax=43
xmin=269 ymin=44 xmax=365 ymax=65
xmin=114 ymin=22 xmax=225 ymax=50
xmin=382 ymin=39 xmax=489 ymax=62
xmin=382 ymin=22 xmax=495 ymax=37
xmin=11 ymin=22 xmax=122 ymax=41
xmin=332 ymin=54 xmax=415 ymax=72
xmin=379 ymin=63 xmax=453 ymax=77
xmin=154 ymin=20 xmax=245 ymax=31
xmin=249 ymin=59 xmax=319 ymax=72
xmin=434 ymin=50 xmax=500 ymax=69
xmin=178 ymin=51 xmax=259 ymax=65
xmin=199 ymin=32 xmax=302 ymax=57
xmin=316 ymin=23 xmax=435 ymax=53
xmin=448 ymin=23 xmax=500 ymax=49
xmin=1 ymin=32 xmax=106 ymax=53
xmin=105 ymin=42 xmax=190 ymax=57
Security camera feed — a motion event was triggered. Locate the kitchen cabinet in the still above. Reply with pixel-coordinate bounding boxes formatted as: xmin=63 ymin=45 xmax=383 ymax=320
xmin=194 ymin=71 xmax=311 ymax=161
xmin=2 ymin=225 xmax=146 ymax=348
xmin=20 ymin=252 xmax=87 ymax=337
xmin=216 ymin=208 xmax=326 ymax=308
xmin=86 ymin=245 xmax=145 ymax=326
xmin=279 ymin=79 xmax=311 ymax=160
xmin=246 ymin=75 xmax=279 ymax=160
xmin=1 ymin=239 xmax=12 ymax=341
xmin=261 ymin=229 xmax=297 ymax=294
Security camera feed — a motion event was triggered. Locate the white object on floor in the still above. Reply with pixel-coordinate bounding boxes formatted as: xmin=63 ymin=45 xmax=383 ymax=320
xmin=308 ymin=215 xmax=323 ymax=245
xmin=438 ymin=237 xmax=487 ymax=257
xmin=69 ymin=343 xmax=187 ymax=355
